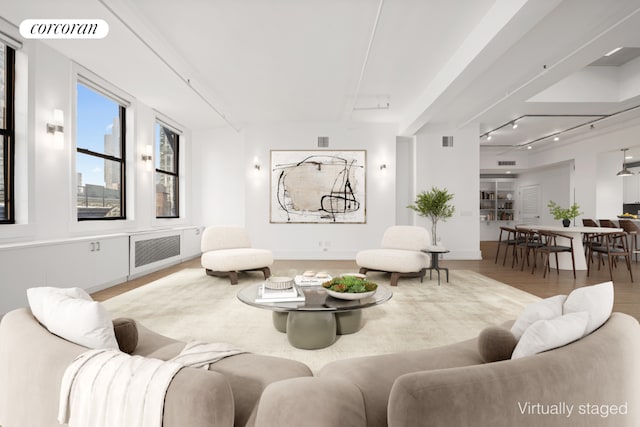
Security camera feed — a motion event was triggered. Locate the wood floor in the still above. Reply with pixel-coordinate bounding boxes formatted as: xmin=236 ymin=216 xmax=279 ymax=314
xmin=92 ymin=241 xmax=640 ymax=321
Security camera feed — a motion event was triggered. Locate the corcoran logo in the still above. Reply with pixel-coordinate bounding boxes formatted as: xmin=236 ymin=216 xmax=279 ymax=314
xmin=19 ymin=19 xmax=109 ymax=39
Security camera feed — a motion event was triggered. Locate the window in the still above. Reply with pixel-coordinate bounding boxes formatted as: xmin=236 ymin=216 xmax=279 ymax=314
xmin=76 ymin=82 xmax=126 ymax=220
xmin=0 ymin=42 xmax=15 ymax=224
xmin=155 ymin=122 xmax=179 ymax=218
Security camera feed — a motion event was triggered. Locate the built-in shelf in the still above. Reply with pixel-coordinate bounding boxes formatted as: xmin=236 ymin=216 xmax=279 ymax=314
xmin=480 ymin=178 xmax=516 ymax=222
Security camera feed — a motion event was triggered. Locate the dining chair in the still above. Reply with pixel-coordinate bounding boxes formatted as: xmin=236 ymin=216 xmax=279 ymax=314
xmin=582 ymin=218 xmax=601 ymax=258
xmin=512 ymin=229 xmax=544 ymax=271
xmin=599 ymin=219 xmax=617 ymax=228
xmin=587 ymin=232 xmax=634 ymax=282
xmin=618 ymin=219 xmax=640 ymax=262
xmin=532 ymin=231 xmax=576 ymax=278
xmin=494 ymin=226 xmax=519 ymax=266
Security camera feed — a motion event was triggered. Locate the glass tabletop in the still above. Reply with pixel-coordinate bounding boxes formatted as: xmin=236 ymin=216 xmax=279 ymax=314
xmin=237 ymin=283 xmax=393 ymax=313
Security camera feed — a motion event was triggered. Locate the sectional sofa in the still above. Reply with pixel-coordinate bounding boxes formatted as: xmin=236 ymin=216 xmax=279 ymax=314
xmin=255 ymin=312 xmax=640 ymax=427
xmin=1 ymin=309 xmax=639 ymax=426
xmin=0 ymin=308 xmax=312 ymax=427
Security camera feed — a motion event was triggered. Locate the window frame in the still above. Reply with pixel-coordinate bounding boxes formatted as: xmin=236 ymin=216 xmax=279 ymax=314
xmin=75 ymin=80 xmax=127 ymax=221
xmin=154 ymin=121 xmax=180 ymax=219
xmin=0 ymin=44 xmax=15 ymax=224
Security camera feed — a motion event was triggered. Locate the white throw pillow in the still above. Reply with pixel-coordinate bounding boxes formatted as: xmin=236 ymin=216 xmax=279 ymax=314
xmin=27 ymin=287 xmax=118 ymax=350
xmin=511 ymin=311 xmax=589 ymax=359
xmin=27 ymin=287 xmax=91 ymax=317
xmin=510 ymin=295 xmax=567 ymax=340
xmin=563 ymin=281 xmax=613 ymax=336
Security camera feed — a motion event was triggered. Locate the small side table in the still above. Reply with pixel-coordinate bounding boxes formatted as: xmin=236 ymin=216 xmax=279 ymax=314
xmin=422 ymin=246 xmax=450 ymax=286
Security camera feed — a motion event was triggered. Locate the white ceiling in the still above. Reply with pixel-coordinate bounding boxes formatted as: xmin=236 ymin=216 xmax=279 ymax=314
xmin=2 ymin=0 xmax=640 ymax=146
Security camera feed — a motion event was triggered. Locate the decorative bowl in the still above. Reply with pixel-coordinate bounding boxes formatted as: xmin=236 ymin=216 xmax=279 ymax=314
xmin=322 ymin=275 xmax=378 ymax=300
xmin=265 ymin=276 xmax=294 ymax=290
xmin=325 ymin=289 xmax=376 ymax=300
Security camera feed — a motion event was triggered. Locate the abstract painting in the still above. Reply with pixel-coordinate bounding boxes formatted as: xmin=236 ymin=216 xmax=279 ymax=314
xmin=270 ymin=150 xmax=366 ymax=223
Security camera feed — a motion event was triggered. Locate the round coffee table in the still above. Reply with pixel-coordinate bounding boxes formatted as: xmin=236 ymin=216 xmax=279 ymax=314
xmin=237 ymin=283 xmax=392 ymax=350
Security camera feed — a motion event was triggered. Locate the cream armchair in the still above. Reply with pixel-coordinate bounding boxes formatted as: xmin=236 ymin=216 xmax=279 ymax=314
xmin=201 ymin=226 xmax=273 ymax=285
xmin=356 ymin=225 xmax=431 ymax=286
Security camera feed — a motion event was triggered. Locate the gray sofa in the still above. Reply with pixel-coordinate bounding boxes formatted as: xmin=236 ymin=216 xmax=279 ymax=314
xmin=0 ymin=308 xmax=312 ymax=427
xmin=255 ymin=313 xmax=640 ymax=427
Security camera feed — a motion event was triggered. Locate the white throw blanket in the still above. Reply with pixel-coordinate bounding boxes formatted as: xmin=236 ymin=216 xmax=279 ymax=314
xmin=58 ymin=341 xmax=245 ymax=427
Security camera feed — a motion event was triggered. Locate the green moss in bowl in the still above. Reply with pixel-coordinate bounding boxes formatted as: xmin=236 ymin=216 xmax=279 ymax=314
xmin=322 ymin=275 xmax=378 ymax=293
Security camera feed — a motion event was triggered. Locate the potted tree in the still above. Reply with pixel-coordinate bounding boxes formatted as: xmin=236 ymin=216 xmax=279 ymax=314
xmin=407 ymin=187 xmax=455 ymax=246
xmin=547 ymin=200 xmax=582 ymax=227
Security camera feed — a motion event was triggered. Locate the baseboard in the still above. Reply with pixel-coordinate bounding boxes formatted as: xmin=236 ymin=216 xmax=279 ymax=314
xmin=274 ymin=250 xmax=483 ymax=261
xmin=86 ymin=276 xmax=130 ymax=294
xmin=274 ymin=251 xmax=356 ymax=261
xmin=443 ymin=251 xmax=482 ymax=260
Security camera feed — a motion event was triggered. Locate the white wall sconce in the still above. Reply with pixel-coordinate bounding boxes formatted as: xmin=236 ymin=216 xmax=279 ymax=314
xmin=379 ymin=164 xmax=387 ymax=170
xmin=46 ymin=109 xmax=64 ymax=149
xmin=141 ymin=145 xmax=153 ymax=171
xmin=253 ymin=156 xmax=261 ymax=171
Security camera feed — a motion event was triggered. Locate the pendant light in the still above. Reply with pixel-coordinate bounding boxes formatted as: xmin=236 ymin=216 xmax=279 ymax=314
xmin=617 ymin=148 xmax=634 ymax=177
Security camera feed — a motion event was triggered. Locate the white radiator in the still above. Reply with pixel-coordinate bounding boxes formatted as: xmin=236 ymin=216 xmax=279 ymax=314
xmin=129 ymin=231 xmax=182 ymax=277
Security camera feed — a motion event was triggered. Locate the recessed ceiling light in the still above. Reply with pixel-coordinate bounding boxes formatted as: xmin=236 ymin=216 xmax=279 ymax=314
xmin=604 ymin=47 xmax=623 ymax=57
xmin=553 ymin=136 xmax=559 ymax=141
xmin=511 ymin=121 xmax=518 ymax=129
xmin=626 ymin=155 xmax=633 ymax=160
xmin=527 ymin=146 xmax=532 ymax=150
xmin=487 ymin=133 xmax=492 ymax=141
xmin=506 ymin=171 xmax=512 ymax=174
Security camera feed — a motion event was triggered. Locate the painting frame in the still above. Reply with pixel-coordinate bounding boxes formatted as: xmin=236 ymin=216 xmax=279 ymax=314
xmin=270 ymin=150 xmax=366 ymax=224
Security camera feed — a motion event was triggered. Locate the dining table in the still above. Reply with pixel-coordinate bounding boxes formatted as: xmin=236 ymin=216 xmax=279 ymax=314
xmin=516 ymin=225 xmax=623 ymax=271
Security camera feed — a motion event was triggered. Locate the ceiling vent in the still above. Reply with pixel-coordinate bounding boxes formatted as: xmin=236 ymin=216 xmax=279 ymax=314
xmin=317 ymin=136 xmax=329 ymax=148
xmin=498 ymin=160 xmax=517 ymax=166
xmin=442 ymin=136 xmax=453 ymax=147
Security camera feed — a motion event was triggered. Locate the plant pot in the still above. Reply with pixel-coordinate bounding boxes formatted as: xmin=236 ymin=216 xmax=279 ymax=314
xmin=562 ymin=219 xmax=571 ymax=227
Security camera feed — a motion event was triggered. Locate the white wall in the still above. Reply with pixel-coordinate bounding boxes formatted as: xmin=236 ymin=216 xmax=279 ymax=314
xmin=526 ymin=119 xmax=640 ymax=220
xmin=0 ymin=39 xmax=196 ymax=245
xmin=596 ymin=151 xmax=624 ymax=220
xmin=479 ymin=147 xmax=530 ymax=172
xmin=516 ymin=162 xmax=572 ymax=226
xmin=237 ymin=122 xmax=397 ymax=260
xmin=396 ymin=136 xmax=414 ymax=225
xmin=414 ymin=124 xmax=481 ymax=260
xmin=192 ymin=127 xmax=246 ymax=227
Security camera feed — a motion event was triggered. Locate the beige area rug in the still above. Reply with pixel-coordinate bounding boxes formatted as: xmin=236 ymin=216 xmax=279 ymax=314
xmin=103 ymin=268 xmax=540 ymax=373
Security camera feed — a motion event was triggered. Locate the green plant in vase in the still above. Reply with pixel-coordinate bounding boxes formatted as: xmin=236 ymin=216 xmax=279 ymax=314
xmin=407 ymin=187 xmax=455 ymax=246
xmin=547 ymin=200 xmax=582 ymax=227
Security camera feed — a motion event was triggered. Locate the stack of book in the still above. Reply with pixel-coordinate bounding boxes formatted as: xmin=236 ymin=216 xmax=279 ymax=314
xmin=294 ymin=274 xmax=332 ymax=287
xmin=255 ymin=283 xmax=305 ymax=303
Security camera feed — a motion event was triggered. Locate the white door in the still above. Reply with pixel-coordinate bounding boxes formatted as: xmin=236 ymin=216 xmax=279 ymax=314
xmin=519 ymin=184 xmax=540 ymax=225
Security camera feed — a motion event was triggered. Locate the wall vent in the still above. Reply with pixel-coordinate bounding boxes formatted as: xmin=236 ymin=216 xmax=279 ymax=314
xmin=134 ymin=235 xmax=181 ymax=268
xmin=498 ymin=160 xmax=517 ymax=166
xmin=442 ymin=136 xmax=454 ymax=147
xmin=317 ymin=136 xmax=329 ymax=148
